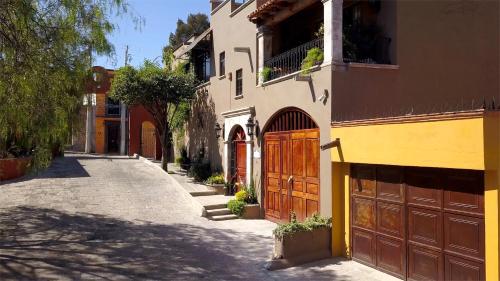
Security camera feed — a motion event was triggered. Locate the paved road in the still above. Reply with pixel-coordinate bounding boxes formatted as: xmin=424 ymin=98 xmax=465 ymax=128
xmin=0 ymin=154 xmax=398 ymax=281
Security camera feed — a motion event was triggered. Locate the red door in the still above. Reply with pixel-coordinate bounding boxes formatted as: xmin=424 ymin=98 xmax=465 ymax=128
xmin=235 ymin=141 xmax=246 ymax=184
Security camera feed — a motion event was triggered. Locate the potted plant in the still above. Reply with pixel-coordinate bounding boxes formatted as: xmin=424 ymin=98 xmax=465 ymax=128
xmin=266 ymin=213 xmax=332 ymax=270
xmin=0 ymin=145 xmax=32 ymax=181
xmin=300 ymin=48 xmax=324 ymax=74
xmin=205 ymin=173 xmax=226 ymax=194
xmin=226 ymin=184 xmax=260 ymax=219
xmin=260 ymin=66 xmax=272 ymax=83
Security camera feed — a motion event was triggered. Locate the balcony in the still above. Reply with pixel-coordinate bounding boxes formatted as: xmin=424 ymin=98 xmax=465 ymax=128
xmin=264 ymin=38 xmax=323 ymax=81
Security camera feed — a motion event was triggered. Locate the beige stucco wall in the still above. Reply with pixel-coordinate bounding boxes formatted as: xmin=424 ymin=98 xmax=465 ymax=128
xmin=185 ymin=0 xmax=333 ymax=216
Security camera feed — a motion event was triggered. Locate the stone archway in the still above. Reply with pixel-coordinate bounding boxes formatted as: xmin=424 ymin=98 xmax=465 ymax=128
xmin=262 ymin=107 xmax=320 ymax=223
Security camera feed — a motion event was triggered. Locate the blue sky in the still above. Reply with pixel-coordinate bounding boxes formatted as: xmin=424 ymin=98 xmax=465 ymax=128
xmin=95 ymin=0 xmax=210 ymax=69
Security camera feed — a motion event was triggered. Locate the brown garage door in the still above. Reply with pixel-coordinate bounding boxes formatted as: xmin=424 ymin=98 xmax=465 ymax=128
xmin=351 ymin=165 xmax=484 ymax=280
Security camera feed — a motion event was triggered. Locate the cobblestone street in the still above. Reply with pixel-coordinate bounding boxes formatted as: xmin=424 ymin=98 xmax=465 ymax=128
xmin=0 ymin=154 xmax=398 ymax=281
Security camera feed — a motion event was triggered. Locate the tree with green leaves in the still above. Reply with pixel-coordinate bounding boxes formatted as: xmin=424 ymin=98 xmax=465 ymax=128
xmin=162 ymin=13 xmax=209 ymax=67
xmin=110 ymin=61 xmax=197 ymax=171
xmin=0 ymin=0 xmax=138 ymax=167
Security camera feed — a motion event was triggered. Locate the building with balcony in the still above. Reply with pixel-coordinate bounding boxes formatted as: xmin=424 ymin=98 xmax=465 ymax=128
xmin=176 ymin=1 xmax=500 ymax=280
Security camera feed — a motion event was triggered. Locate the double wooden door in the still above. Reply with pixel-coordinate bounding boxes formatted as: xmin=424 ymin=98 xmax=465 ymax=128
xmin=264 ymin=129 xmax=320 ymax=222
xmin=351 ymin=164 xmax=485 ymax=280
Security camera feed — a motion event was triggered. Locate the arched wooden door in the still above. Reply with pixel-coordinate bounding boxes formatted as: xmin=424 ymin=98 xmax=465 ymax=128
xmin=264 ymin=109 xmax=320 ymax=223
xmin=141 ymin=121 xmax=156 ymax=159
xmin=230 ymin=126 xmax=246 ymax=187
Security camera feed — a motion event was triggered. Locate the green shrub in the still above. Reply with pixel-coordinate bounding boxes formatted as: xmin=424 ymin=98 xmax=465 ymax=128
xmin=235 ymin=190 xmax=248 ymax=201
xmin=205 ymin=174 xmax=225 ymax=185
xmin=301 ymin=48 xmax=324 ymax=74
xmin=273 ymin=212 xmax=332 ymax=240
xmin=227 ymin=199 xmax=246 ymax=217
xmin=260 ymin=66 xmax=272 ymax=82
xmin=188 ymin=161 xmax=211 ymax=182
xmin=244 ymin=182 xmax=258 ymax=204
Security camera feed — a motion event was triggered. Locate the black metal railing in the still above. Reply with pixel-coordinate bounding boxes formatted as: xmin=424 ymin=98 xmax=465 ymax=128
xmin=264 ymin=37 xmax=324 ymax=81
xmin=106 ymin=104 xmax=120 ymax=116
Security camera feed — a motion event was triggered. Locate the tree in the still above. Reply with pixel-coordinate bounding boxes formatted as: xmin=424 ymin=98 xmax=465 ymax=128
xmin=162 ymin=13 xmax=209 ymax=66
xmin=110 ymin=61 xmax=197 ymax=171
xmin=0 ymin=0 xmax=138 ymax=167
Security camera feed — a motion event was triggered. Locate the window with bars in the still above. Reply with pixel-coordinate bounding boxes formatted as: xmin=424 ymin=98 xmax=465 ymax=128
xmin=235 ymin=69 xmax=243 ymax=96
xmin=219 ymin=52 xmax=225 ymax=76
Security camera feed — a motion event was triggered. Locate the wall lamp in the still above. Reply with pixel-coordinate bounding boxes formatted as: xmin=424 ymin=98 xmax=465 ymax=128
xmin=246 ymin=117 xmax=255 ymax=139
xmin=214 ymin=122 xmax=222 ymax=139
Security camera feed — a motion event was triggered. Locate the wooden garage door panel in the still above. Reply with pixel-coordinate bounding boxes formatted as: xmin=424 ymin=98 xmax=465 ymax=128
xmin=376 ymin=235 xmax=405 ymax=278
xmin=408 ymin=207 xmax=443 ymax=249
xmin=443 ymin=170 xmax=484 ymax=215
xmin=352 ymin=229 xmax=376 ymax=265
xmin=377 ymin=166 xmax=404 ymax=203
xmin=408 ymin=244 xmax=443 ymax=281
xmin=306 ymin=182 xmax=319 ymax=195
xmin=445 ymin=255 xmax=484 ymax=281
xmin=377 ymin=202 xmax=404 ymax=238
xmin=406 ymin=168 xmax=443 ymax=209
xmin=444 ymin=213 xmax=484 ymax=259
xmin=291 ymin=196 xmax=304 ymax=221
xmin=352 ymin=197 xmax=376 ymax=230
xmin=352 ymin=165 xmax=376 ymax=198
xmin=306 ymin=198 xmax=319 ymax=217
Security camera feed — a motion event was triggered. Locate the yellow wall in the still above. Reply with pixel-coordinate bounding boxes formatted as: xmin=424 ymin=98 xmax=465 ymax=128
xmin=332 ymin=162 xmax=350 ymax=257
xmin=331 ymin=117 xmax=485 ymax=170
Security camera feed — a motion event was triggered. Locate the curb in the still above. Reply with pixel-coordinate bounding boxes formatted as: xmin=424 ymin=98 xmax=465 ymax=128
xmin=134 ymin=154 xmax=205 ymax=217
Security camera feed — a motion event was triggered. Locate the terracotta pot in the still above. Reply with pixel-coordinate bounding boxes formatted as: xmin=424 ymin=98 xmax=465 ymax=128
xmin=266 ymin=227 xmax=332 ymax=270
xmin=0 ymin=157 xmax=32 ymax=181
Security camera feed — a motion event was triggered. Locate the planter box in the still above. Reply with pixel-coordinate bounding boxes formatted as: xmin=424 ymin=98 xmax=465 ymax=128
xmin=206 ymin=183 xmax=225 ymax=195
xmin=242 ymin=204 xmax=260 ymax=219
xmin=0 ymin=157 xmax=32 ymax=181
xmin=266 ymin=227 xmax=331 ymax=270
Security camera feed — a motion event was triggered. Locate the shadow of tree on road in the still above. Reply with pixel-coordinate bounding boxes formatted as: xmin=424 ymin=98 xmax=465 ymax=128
xmin=0 ymin=206 xmax=344 ymax=281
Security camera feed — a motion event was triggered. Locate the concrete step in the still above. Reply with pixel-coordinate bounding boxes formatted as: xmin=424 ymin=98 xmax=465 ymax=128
xmin=190 ymin=190 xmax=218 ymax=197
xmin=208 ymin=214 xmax=238 ymax=221
xmin=206 ymin=208 xmax=232 ymax=217
xmin=203 ymin=203 xmax=228 ymax=210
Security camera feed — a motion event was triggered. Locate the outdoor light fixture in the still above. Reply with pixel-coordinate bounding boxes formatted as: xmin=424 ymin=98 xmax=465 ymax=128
xmin=214 ymin=122 xmax=222 ymax=139
xmin=246 ymin=117 xmax=255 ymax=139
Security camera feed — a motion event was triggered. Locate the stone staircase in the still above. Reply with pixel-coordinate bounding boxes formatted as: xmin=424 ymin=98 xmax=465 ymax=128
xmin=204 ymin=203 xmax=238 ymax=221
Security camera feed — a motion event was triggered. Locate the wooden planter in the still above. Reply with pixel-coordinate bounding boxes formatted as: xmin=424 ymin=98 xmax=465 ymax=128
xmin=0 ymin=157 xmax=32 ymax=181
xmin=266 ymin=227 xmax=332 ymax=270
xmin=206 ymin=183 xmax=225 ymax=195
xmin=242 ymin=204 xmax=260 ymax=219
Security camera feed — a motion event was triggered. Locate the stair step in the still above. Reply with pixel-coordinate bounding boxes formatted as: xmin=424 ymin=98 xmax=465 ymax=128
xmin=208 ymin=214 xmax=239 ymax=221
xmin=204 ymin=203 xmax=228 ymax=210
xmin=206 ymin=208 xmax=232 ymax=216
xmin=190 ymin=190 xmax=218 ymax=197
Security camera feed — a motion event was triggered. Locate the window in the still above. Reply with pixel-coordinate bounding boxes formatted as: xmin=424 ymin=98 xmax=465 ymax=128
xmin=235 ymin=69 xmax=243 ymax=96
xmin=219 ymin=52 xmax=225 ymax=76
xmin=106 ymin=97 xmax=120 ymax=116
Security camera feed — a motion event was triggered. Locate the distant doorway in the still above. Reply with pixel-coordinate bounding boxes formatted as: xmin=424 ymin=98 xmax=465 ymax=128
xmin=141 ymin=121 xmax=156 ymax=159
xmin=230 ymin=126 xmax=247 ymax=188
xmin=106 ymin=122 xmax=120 ymax=154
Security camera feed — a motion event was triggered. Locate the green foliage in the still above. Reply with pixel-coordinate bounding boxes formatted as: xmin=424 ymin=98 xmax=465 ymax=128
xmin=227 ymin=199 xmax=246 ymax=217
xmin=273 ymin=212 xmax=332 ymax=240
xmin=301 ymin=48 xmax=324 ymax=74
xmin=188 ymin=161 xmax=211 ymax=182
xmin=205 ymin=174 xmax=225 ymax=185
xmin=0 ymin=0 xmax=138 ymax=167
xmin=168 ymin=13 xmax=210 ymax=48
xmin=260 ymin=67 xmax=272 ymax=82
xmin=110 ymin=60 xmax=197 ymax=171
xmin=235 ymin=190 xmax=248 ymax=201
xmin=239 ymin=181 xmax=258 ymax=204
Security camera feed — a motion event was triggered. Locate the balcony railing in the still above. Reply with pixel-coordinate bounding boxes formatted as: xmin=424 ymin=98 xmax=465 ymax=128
xmin=106 ymin=104 xmax=120 ymax=116
xmin=264 ymin=37 xmax=324 ymax=81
